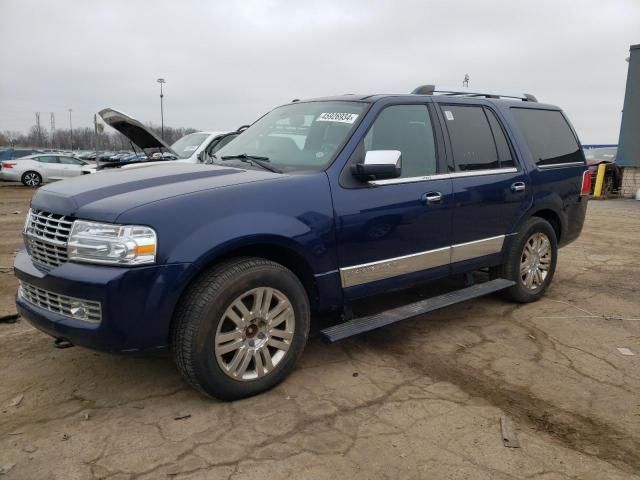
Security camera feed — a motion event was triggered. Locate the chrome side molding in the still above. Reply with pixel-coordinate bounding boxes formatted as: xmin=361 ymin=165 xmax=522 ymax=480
xmin=340 ymin=235 xmax=506 ymax=287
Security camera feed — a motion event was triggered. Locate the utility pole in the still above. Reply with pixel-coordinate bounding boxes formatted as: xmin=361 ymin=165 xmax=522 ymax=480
xmin=68 ymin=108 xmax=73 ymax=150
xmin=157 ymin=78 xmax=166 ymax=139
xmin=35 ymin=112 xmax=42 ymax=147
xmin=463 ymin=74 xmax=470 ymax=88
xmin=50 ymin=112 xmax=55 ymax=148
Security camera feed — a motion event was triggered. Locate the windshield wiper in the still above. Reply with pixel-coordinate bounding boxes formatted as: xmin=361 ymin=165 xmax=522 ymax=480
xmin=220 ymin=153 xmax=281 ymax=173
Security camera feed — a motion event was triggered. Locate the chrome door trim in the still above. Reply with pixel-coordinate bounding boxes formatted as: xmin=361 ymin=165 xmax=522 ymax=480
xmin=537 ymin=162 xmax=585 ymax=169
xmin=448 ymin=168 xmax=517 ymax=178
xmin=340 ymin=246 xmax=450 ymax=288
xmin=370 ymin=173 xmax=449 ymax=186
xmin=370 ymin=168 xmax=518 ymax=186
xmin=450 ymin=235 xmax=505 ymax=263
xmin=339 ymin=234 xmax=507 ymax=288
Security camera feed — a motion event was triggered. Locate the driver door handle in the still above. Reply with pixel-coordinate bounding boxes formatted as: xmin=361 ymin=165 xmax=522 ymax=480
xmin=422 ymin=192 xmax=442 ymax=205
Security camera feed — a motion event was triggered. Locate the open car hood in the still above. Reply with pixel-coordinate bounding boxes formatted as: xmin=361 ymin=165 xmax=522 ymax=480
xmin=98 ymin=108 xmax=178 ymax=157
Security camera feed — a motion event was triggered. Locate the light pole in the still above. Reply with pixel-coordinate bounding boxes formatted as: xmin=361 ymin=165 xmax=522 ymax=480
xmin=68 ymin=108 xmax=73 ymax=150
xmin=157 ymin=78 xmax=166 ymax=139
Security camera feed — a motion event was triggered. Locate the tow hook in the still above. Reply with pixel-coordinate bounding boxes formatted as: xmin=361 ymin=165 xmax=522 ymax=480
xmin=54 ymin=338 xmax=74 ymax=349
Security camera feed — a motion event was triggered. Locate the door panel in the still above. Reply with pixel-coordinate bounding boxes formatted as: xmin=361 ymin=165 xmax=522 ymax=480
xmin=58 ymin=157 xmax=84 ymax=178
xmin=438 ymin=103 xmax=532 ymax=269
xmin=35 ymin=156 xmax=62 ymax=180
xmin=450 ymin=171 xmax=531 ymax=244
xmin=333 ymin=103 xmax=454 ymax=298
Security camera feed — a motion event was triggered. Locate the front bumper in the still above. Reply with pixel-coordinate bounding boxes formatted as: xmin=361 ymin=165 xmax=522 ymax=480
xmin=14 ymin=250 xmax=196 ymax=352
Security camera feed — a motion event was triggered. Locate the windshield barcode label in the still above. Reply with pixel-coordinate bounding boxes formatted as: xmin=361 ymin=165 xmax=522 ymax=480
xmin=316 ymin=113 xmax=359 ymax=124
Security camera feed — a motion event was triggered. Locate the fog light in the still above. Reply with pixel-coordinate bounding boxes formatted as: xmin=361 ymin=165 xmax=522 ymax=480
xmin=69 ymin=301 xmax=89 ymax=321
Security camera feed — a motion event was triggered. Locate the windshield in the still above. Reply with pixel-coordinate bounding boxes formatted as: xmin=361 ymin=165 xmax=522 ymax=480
xmin=171 ymin=133 xmax=210 ymax=158
xmin=214 ymin=101 xmax=366 ymax=172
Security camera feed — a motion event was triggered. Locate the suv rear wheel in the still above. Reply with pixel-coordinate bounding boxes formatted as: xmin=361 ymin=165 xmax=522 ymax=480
xmin=494 ymin=217 xmax=558 ymax=303
xmin=172 ymin=257 xmax=310 ymax=400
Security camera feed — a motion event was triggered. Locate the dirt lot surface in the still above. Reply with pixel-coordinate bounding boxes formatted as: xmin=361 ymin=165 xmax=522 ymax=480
xmin=1 ymin=183 xmax=639 ymax=479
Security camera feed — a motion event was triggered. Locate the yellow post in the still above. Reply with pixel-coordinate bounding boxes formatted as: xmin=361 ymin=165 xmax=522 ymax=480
xmin=593 ymin=163 xmax=607 ymax=198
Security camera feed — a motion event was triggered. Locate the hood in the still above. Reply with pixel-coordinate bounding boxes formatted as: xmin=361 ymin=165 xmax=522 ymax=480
xmin=31 ymin=163 xmax=281 ymax=222
xmin=98 ymin=108 xmax=178 ymax=156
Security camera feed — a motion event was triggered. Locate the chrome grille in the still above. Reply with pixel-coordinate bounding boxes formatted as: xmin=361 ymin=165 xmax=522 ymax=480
xmin=19 ymin=281 xmax=102 ymax=323
xmin=24 ymin=209 xmax=74 ymax=267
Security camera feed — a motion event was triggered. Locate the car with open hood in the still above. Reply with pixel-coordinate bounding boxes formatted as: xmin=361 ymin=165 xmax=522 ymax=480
xmin=97 ymin=108 xmax=235 ymax=168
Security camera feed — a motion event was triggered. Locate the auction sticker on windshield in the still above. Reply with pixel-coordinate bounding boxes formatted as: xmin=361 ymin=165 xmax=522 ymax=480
xmin=316 ymin=112 xmax=359 ymax=124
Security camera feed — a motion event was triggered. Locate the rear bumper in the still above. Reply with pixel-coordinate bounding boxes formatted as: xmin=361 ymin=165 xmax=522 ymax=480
xmin=0 ymin=170 xmax=21 ymax=182
xmin=14 ymin=250 xmax=196 ymax=352
xmin=559 ymin=196 xmax=588 ymax=248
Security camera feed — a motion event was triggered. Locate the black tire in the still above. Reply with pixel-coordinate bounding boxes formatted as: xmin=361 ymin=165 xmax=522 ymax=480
xmin=492 ymin=217 xmax=558 ymax=303
xmin=171 ymin=257 xmax=310 ymax=400
xmin=602 ymin=174 xmax=614 ymax=197
xmin=21 ymin=171 xmax=42 ymax=187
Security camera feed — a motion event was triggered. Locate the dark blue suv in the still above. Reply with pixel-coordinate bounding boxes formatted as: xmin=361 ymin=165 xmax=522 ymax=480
xmin=14 ymin=86 xmax=590 ymax=399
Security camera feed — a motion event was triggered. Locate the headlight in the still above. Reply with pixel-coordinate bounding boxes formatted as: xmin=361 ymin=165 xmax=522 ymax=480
xmin=68 ymin=220 xmax=157 ymax=266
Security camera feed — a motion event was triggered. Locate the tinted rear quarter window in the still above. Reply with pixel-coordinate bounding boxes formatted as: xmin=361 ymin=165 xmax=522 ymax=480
xmin=511 ymin=108 xmax=582 ymax=166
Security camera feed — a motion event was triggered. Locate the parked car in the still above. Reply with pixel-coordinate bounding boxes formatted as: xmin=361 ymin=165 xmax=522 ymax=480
xmin=0 ymin=148 xmax=44 ymax=161
xmin=0 ymin=153 xmax=91 ymax=187
xmin=14 ymin=86 xmax=589 ymax=400
xmin=97 ymin=108 xmax=232 ymax=165
xmin=96 ymin=151 xmax=116 ymax=162
xmin=583 ymin=146 xmax=622 ymax=195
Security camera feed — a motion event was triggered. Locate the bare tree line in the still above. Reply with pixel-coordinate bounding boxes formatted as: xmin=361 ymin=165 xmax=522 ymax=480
xmin=0 ymin=124 xmax=198 ymax=151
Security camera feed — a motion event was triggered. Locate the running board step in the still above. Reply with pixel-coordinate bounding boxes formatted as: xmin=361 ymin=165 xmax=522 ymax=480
xmin=320 ymin=278 xmax=515 ymax=343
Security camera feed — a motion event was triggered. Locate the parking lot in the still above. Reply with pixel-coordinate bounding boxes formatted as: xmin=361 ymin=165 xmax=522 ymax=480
xmin=0 ymin=183 xmax=639 ymax=479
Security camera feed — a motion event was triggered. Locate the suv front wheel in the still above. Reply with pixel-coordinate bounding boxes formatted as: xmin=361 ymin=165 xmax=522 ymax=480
xmin=172 ymin=257 xmax=310 ymax=400
xmin=494 ymin=217 xmax=558 ymax=303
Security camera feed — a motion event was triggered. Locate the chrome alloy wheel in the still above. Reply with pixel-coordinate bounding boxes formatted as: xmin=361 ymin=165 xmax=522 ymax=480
xmin=214 ymin=287 xmax=295 ymax=381
xmin=23 ymin=172 xmax=40 ymax=187
xmin=520 ymin=232 xmax=552 ymax=290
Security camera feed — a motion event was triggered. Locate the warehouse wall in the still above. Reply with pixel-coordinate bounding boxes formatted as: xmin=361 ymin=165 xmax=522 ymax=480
xmin=618 ymin=44 xmax=640 ymax=198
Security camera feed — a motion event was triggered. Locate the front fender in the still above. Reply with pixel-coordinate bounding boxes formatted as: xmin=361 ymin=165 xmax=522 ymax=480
xmin=116 ymin=172 xmax=337 ymax=275
xmin=172 ymin=213 xmax=329 ymax=271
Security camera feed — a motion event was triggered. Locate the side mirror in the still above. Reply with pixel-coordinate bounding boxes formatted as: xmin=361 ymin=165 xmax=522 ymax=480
xmin=197 ymin=151 xmax=206 ymax=163
xmin=351 ymin=150 xmax=401 ymax=182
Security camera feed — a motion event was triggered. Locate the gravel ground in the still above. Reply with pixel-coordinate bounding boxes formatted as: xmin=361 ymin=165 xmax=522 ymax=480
xmin=0 ymin=182 xmax=639 ymax=479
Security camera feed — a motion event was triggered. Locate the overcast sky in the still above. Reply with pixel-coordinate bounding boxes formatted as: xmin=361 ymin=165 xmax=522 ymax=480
xmin=1 ymin=0 xmax=638 ymax=143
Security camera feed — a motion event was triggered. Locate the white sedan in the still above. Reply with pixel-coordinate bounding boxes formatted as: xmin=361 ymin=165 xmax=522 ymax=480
xmin=0 ymin=154 xmax=91 ymax=187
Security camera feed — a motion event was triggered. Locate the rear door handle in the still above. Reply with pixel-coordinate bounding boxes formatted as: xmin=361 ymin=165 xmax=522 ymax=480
xmin=422 ymin=192 xmax=442 ymax=205
xmin=511 ymin=182 xmax=526 ymax=192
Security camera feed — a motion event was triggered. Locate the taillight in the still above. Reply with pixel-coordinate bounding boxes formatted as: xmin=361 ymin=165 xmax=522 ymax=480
xmin=1 ymin=162 xmax=16 ymax=169
xmin=580 ymin=170 xmax=592 ymax=196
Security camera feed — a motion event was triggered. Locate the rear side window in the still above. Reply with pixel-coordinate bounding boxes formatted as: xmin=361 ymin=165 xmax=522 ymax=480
xmin=37 ymin=156 xmax=59 ymax=164
xmin=442 ymin=105 xmax=502 ymax=171
xmin=485 ymin=109 xmax=515 ymax=168
xmin=59 ymin=156 xmax=82 ymax=165
xmin=511 ymin=108 xmax=582 ymax=166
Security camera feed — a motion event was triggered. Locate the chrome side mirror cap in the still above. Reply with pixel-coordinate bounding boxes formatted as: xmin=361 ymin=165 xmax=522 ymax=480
xmin=351 ymin=150 xmax=402 ymax=182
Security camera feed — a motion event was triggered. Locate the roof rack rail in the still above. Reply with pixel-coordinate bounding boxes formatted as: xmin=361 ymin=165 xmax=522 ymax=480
xmin=411 ymin=84 xmax=538 ymax=102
